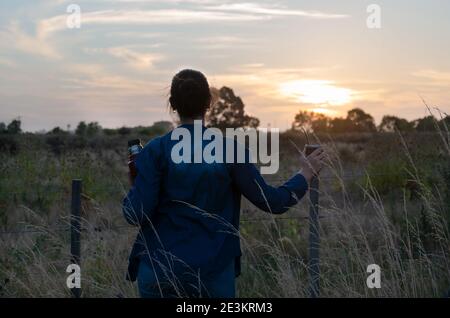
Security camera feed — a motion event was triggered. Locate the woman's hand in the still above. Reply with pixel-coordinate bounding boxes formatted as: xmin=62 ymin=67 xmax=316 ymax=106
xmin=299 ymin=147 xmax=326 ymax=183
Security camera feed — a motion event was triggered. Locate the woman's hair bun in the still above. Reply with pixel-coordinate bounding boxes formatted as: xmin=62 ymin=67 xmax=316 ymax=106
xmin=170 ymin=69 xmax=211 ymax=119
xmin=179 ymin=78 xmax=200 ymax=92
xmin=178 ymin=78 xmax=201 ymax=100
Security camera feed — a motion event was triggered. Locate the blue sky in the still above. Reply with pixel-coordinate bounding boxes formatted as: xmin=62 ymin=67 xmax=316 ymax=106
xmin=0 ymin=0 xmax=449 ymax=131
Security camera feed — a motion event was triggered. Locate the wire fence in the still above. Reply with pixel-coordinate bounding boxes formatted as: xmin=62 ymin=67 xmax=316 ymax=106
xmin=0 ymin=171 xmax=427 ymax=298
xmin=0 ymin=172 xmax=415 ymax=236
xmin=0 ymin=216 xmax=322 ymax=236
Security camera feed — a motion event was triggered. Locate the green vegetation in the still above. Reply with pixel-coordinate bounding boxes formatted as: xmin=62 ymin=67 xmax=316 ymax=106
xmin=0 ymin=107 xmax=449 ymax=297
xmin=292 ymin=108 xmax=450 ymax=134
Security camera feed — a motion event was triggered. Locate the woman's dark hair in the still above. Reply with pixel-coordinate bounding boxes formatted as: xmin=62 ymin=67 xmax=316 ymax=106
xmin=169 ymin=69 xmax=212 ymax=119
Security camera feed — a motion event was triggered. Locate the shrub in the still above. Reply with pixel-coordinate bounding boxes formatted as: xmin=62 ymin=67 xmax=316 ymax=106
xmin=0 ymin=135 xmax=19 ymax=154
xmin=365 ymin=158 xmax=409 ymax=195
xmin=45 ymin=135 xmax=67 ymax=155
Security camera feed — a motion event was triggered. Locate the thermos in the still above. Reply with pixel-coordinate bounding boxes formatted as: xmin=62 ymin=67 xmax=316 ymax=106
xmin=128 ymin=139 xmax=143 ymax=185
xmin=305 ymin=144 xmax=321 ymax=157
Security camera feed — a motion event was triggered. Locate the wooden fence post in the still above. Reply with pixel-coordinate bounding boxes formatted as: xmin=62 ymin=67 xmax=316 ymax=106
xmin=308 ymin=175 xmax=320 ymax=298
xmin=70 ymin=179 xmax=82 ymax=298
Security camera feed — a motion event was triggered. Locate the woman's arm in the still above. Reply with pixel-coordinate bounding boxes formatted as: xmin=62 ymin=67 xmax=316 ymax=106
xmin=230 ymin=147 xmax=325 ymax=214
xmin=122 ymin=139 xmax=162 ymax=226
xmin=231 ymin=161 xmax=308 ymax=214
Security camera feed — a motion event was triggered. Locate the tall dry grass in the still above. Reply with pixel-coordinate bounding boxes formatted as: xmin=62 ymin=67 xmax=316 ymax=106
xmin=0 ymin=109 xmax=449 ymax=298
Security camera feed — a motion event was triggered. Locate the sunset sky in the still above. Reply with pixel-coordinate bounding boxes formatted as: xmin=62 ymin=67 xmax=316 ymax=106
xmin=0 ymin=0 xmax=449 ymax=131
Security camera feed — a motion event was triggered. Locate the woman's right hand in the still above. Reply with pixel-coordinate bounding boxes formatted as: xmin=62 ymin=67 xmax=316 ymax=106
xmin=299 ymin=147 xmax=326 ymax=183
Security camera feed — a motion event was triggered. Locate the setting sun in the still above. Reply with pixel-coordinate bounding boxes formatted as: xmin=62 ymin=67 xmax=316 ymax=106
xmin=279 ymin=80 xmax=353 ymax=107
xmin=306 ymin=107 xmax=338 ymax=116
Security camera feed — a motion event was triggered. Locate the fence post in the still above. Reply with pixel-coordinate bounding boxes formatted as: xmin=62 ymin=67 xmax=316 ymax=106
xmin=70 ymin=179 xmax=82 ymax=298
xmin=308 ymin=176 xmax=320 ymax=298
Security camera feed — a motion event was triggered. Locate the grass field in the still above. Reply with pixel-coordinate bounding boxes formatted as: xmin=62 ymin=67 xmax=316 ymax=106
xmin=0 ymin=125 xmax=449 ymax=297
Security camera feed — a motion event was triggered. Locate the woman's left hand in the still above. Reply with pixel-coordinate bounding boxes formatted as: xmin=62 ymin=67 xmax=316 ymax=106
xmin=299 ymin=147 xmax=326 ymax=183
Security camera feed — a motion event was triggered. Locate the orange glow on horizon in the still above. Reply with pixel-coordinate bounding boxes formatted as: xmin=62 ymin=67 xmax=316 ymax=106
xmin=307 ymin=107 xmax=339 ymax=116
xmin=279 ymin=80 xmax=354 ymax=106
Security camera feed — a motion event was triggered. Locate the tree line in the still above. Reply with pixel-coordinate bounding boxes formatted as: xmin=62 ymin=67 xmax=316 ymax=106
xmin=292 ymin=108 xmax=449 ymax=134
xmin=1 ymin=86 xmax=448 ymax=135
xmin=0 ymin=119 xmax=175 ymax=137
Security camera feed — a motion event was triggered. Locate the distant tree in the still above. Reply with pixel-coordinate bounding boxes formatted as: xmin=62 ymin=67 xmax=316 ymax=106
xmin=6 ymin=119 xmax=22 ymax=134
xmin=311 ymin=113 xmax=330 ymax=133
xmin=118 ymin=126 xmax=131 ymax=136
xmin=293 ymin=108 xmax=376 ymax=134
xmin=75 ymin=121 xmax=87 ymax=136
xmin=329 ymin=117 xmax=353 ymax=134
xmin=86 ymin=122 xmax=102 ymax=137
xmin=292 ymin=111 xmax=313 ymax=132
xmin=152 ymin=121 xmax=174 ymax=134
xmin=103 ymin=128 xmax=117 ymax=136
xmin=136 ymin=126 xmax=152 ymax=135
xmin=440 ymin=115 xmax=450 ymax=130
xmin=206 ymin=87 xmax=259 ymax=129
xmin=413 ymin=116 xmax=436 ymax=132
xmin=292 ymin=109 xmax=447 ymax=135
xmin=48 ymin=126 xmax=68 ymax=135
xmin=292 ymin=111 xmax=330 ymax=133
xmin=414 ymin=114 xmax=450 ymax=132
xmin=75 ymin=121 xmax=101 ymax=136
xmin=137 ymin=122 xmax=174 ymax=136
xmin=46 ymin=135 xmax=66 ymax=155
xmin=346 ymin=108 xmax=376 ymax=132
xmin=245 ymin=117 xmax=260 ymax=129
xmin=379 ymin=115 xmax=414 ymax=132
xmin=0 ymin=122 xmax=6 ymax=134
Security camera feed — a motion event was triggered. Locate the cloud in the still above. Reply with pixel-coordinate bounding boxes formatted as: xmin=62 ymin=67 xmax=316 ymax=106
xmin=37 ymin=3 xmax=349 ymax=38
xmin=194 ymin=35 xmax=255 ymax=49
xmin=0 ymin=21 xmax=61 ymax=59
xmin=58 ymin=0 xmax=223 ymax=3
xmin=412 ymin=69 xmax=450 ymax=84
xmin=209 ymin=67 xmax=323 ymax=115
xmin=279 ymin=80 xmax=354 ymax=106
xmin=62 ymin=63 xmax=165 ymax=95
xmin=84 ymin=46 xmax=163 ymax=69
xmin=56 ymin=0 xmax=349 ymax=16
xmin=0 ymin=56 xmax=16 ymax=68
xmin=105 ymin=31 xmax=165 ymax=39
xmin=208 ymin=66 xmax=380 ymax=124
xmin=204 ymin=3 xmax=350 ymax=19
xmin=107 ymin=47 xmax=163 ymax=69
xmin=37 ymin=9 xmax=267 ymax=38
xmin=210 ymin=65 xmax=339 ymax=94
xmin=108 ymin=0 xmax=221 ymax=3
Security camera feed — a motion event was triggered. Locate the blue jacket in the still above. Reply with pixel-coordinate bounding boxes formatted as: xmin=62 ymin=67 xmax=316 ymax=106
xmin=122 ymin=124 xmax=309 ymax=281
